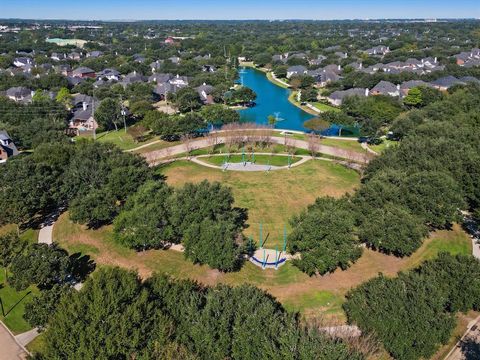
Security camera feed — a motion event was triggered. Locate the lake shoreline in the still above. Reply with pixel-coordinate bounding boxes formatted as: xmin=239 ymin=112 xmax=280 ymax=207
xmin=239 ymin=64 xmax=319 ymax=117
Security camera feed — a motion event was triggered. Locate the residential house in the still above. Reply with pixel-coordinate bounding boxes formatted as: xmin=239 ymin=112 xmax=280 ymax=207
xmin=164 ymin=37 xmax=175 ymax=45
xmin=286 ymin=65 xmax=307 ymax=79
xmin=202 ymin=65 xmax=216 ymax=73
xmin=120 ymin=71 xmax=147 ymax=87
xmin=86 ymin=51 xmax=103 ymax=58
xmin=365 ymin=45 xmax=390 ymax=56
xmin=168 ymin=56 xmax=181 ymax=65
xmin=307 ymin=68 xmax=340 ymax=87
xmin=51 ymin=52 xmax=66 ymax=61
xmin=97 ymin=68 xmax=120 ymax=81
xmin=150 ymin=60 xmax=163 ymax=73
xmin=196 ymin=83 xmax=214 ymax=104
xmin=6 ymin=87 xmax=33 ymax=103
xmin=54 ymin=64 xmax=72 ymax=76
xmin=335 ymin=51 xmax=348 ymax=59
xmin=169 ymin=74 xmax=189 ymax=87
xmin=430 ymin=76 xmax=465 ymax=91
xmin=68 ymin=52 xmax=82 ymax=61
xmin=133 ymin=54 xmax=146 ymax=63
xmin=370 ymin=81 xmax=400 ymax=97
xmin=0 ymin=131 xmax=19 ymax=163
xmin=70 ymin=98 xmax=98 ymax=133
xmin=328 ymin=88 xmax=369 ymax=106
xmin=72 ymin=67 xmax=96 ymax=79
xmin=149 ymin=73 xmax=173 ymax=84
xmin=194 ymin=54 xmax=211 ymax=62
xmin=153 ymin=83 xmax=182 ymax=101
xmin=455 ymin=48 xmax=480 ymax=66
xmin=309 ymin=55 xmax=327 ymax=66
xmin=13 ymin=57 xmax=34 ymax=68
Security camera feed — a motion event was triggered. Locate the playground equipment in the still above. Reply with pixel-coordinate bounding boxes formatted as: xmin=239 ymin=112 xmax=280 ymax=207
xmin=250 ymin=224 xmax=288 ymax=270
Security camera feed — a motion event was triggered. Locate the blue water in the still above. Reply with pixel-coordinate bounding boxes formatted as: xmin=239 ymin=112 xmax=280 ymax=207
xmin=237 ymin=68 xmax=314 ymax=131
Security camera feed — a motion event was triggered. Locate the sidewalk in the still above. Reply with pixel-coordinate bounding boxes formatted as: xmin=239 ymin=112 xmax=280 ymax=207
xmin=0 ymin=321 xmax=28 ymax=360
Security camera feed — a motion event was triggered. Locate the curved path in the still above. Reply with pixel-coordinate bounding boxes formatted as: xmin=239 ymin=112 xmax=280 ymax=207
xmin=191 ymin=153 xmax=314 ymax=172
xmin=143 ymin=135 xmax=372 ymax=166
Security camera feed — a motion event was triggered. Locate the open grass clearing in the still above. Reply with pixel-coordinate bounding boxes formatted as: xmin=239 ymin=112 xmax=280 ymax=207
xmin=157 ymin=160 xmax=359 ymax=248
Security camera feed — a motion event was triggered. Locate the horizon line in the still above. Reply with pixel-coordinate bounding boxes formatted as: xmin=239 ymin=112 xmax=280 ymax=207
xmin=1 ymin=17 xmax=479 ymax=22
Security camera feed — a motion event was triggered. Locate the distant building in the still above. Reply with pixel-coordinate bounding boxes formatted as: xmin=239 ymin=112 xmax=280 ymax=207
xmin=6 ymin=87 xmax=33 ymax=103
xmin=328 ymin=88 xmax=369 ymax=106
xmin=72 ymin=67 xmax=96 ymax=79
xmin=370 ymin=81 xmax=400 ymax=97
xmin=0 ymin=131 xmax=19 ymax=163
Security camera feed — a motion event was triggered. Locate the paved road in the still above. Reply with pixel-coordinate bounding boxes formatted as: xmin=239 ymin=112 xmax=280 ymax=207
xmin=0 ymin=322 xmax=27 ymax=360
xmin=445 ymin=316 xmax=480 ymax=360
xmin=143 ymin=136 xmax=371 ymax=166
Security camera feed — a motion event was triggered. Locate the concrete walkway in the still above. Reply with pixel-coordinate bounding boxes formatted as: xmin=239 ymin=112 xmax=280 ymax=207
xmin=144 ymin=135 xmax=371 ymax=166
xmin=14 ymin=328 xmax=39 ymax=348
xmin=0 ymin=322 xmax=28 ymax=360
xmin=191 ymin=153 xmax=314 ymax=172
xmin=38 ymin=211 xmax=62 ymax=245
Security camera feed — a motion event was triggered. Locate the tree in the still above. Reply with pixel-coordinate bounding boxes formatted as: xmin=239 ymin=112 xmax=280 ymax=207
xmin=300 ymin=87 xmax=318 ymax=102
xmin=175 ymin=87 xmax=203 ymax=113
xmin=168 ymin=181 xmax=245 ymax=241
xmin=200 ymin=104 xmax=240 ymax=125
xmin=288 ymin=197 xmax=362 ymax=276
xmin=114 ymin=181 xmax=174 ymax=250
xmin=129 ymin=100 xmax=153 ymax=119
xmin=43 ymin=268 xmax=173 ymax=359
xmin=55 ymin=87 xmax=72 ymax=109
xmin=95 ymin=97 xmax=122 ymax=131
xmin=401 ymin=171 xmax=465 ymax=228
xmin=403 ymin=87 xmax=422 ymax=107
xmin=344 ymin=254 xmax=480 ymax=360
xmin=358 ymin=203 xmax=428 ymax=256
xmin=183 ymin=219 xmax=242 ymax=271
xmin=0 ymin=232 xmax=27 ymax=283
xmin=10 ymin=244 xmax=71 ymax=291
xmin=234 ymin=86 xmax=257 ymax=104
xmin=24 ymin=285 xmax=72 ymax=331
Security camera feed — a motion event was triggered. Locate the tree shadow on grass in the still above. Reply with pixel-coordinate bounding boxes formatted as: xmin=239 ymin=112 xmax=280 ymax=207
xmin=460 ymin=337 xmax=480 ymax=360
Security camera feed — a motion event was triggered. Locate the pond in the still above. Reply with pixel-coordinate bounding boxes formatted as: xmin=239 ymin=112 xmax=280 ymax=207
xmin=237 ymin=67 xmax=314 ymax=132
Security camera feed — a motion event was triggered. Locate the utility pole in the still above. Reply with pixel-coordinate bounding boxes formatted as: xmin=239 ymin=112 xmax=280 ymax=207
xmin=121 ymin=96 xmax=127 ymax=133
xmin=92 ymin=94 xmax=96 ymax=141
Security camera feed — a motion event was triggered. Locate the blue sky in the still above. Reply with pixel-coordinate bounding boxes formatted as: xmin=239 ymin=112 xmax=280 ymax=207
xmin=1 ymin=0 xmax=479 ymax=20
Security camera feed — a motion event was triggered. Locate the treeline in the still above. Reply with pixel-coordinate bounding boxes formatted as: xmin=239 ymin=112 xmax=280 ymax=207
xmin=33 ymin=266 xmax=363 ymax=360
xmin=0 ymin=140 xmax=248 ymax=271
xmin=0 ymin=96 xmax=68 ymax=149
xmin=344 ymin=253 xmax=480 ymax=360
xmin=288 ymin=83 xmax=480 ymax=275
xmin=0 ymin=141 xmax=150 ymax=227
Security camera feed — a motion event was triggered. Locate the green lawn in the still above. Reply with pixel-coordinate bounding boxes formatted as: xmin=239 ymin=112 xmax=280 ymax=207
xmin=0 ymin=270 xmax=38 ymax=334
xmin=310 ymin=102 xmax=341 ymax=113
xmin=369 ymin=139 xmax=398 ymax=153
xmin=158 ymin=160 xmax=359 ymax=248
xmin=201 ymin=154 xmax=302 ymax=167
xmin=95 ymin=129 xmax=159 ymax=151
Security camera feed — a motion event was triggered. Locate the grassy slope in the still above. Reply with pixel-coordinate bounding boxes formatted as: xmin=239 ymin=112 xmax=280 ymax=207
xmin=158 ymin=160 xmax=359 ymax=247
